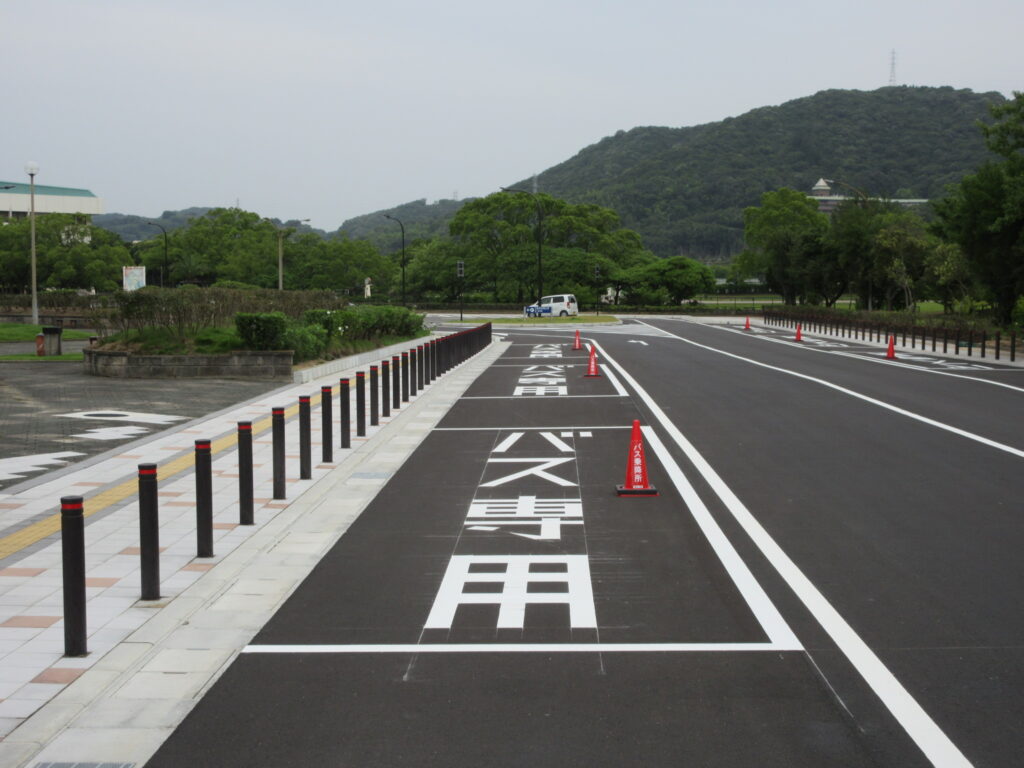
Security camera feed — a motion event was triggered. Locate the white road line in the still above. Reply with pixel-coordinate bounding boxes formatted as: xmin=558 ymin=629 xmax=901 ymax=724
xmin=642 ymin=426 xmax=801 ymax=650
xmin=590 ymin=337 xmax=975 ymax=768
xmin=638 ymin=321 xmax=1024 ymax=461
xmin=434 ymin=426 xmax=632 ymax=431
xmin=243 ymin=642 xmax=785 ymax=654
xmin=713 ymin=324 xmax=1024 ymax=394
xmin=461 ymin=395 xmax=626 ymax=399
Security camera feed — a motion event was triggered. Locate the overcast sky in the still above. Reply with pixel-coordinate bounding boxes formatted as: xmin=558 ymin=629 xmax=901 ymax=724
xmin=4 ymin=0 xmax=1021 ymax=230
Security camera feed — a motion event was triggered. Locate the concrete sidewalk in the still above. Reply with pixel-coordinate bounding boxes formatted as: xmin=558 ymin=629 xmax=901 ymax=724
xmin=0 ymin=336 xmax=509 ymax=767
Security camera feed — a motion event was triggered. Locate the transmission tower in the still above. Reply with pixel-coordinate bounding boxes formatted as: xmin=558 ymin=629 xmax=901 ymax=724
xmin=889 ymin=49 xmax=897 ymax=86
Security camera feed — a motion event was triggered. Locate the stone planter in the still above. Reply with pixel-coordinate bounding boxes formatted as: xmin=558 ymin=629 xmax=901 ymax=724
xmin=83 ymin=349 xmax=294 ymax=380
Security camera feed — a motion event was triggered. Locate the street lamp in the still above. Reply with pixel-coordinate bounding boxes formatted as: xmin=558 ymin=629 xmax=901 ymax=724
xmin=383 ymin=214 xmax=406 ymax=305
xmin=270 ymin=219 xmax=309 ymax=290
xmin=25 ymin=162 xmax=39 ymax=325
xmin=500 ymin=187 xmax=544 ymax=304
xmin=147 ymin=222 xmax=169 ymax=287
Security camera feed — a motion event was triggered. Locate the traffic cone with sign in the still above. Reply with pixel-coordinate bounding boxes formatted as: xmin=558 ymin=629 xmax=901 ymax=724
xmin=573 ymin=329 xmax=582 ymax=350
xmin=616 ymin=420 xmax=658 ymax=496
xmin=886 ymin=335 xmax=897 ymax=360
xmin=795 ymin=323 xmax=803 ymax=342
xmin=584 ymin=345 xmax=601 ymax=377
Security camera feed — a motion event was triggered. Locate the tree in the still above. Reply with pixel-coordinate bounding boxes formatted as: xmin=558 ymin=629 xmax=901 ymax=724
xmin=635 ymin=256 xmax=714 ymax=304
xmin=741 ymin=188 xmax=828 ymax=304
xmin=933 ymin=157 xmax=1024 ymax=325
xmin=979 ymin=91 xmax=1024 ymax=159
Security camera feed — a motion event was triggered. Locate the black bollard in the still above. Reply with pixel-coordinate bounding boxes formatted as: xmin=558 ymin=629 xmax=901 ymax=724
xmin=417 ymin=344 xmax=425 ymax=390
xmin=272 ymin=407 xmax=286 ymax=500
xmin=356 ymin=371 xmax=366 ymax=437
xmin=61 ymin=495 xmax=87 ymax=657
xmin=401 ymin=351 xmax=410 ymax=402
xmin=238 ymin=421 xmax=254 ymax=525
xmin=138 ymin=463 xmax=160 ymax=600
xmin=423 ymin=341 xmax=432 ymax=386
xmin=195 ymin=439 xmax=214 ymax=557
xmin=392 ymin=355 xmax=401 ymax=409
xmin=340 ymin=379 xmax=351 ymax=449
xmin=381 ymin=360 xmax=391 ymax=418
xmin=321 ymin=386 xmax=333 ymax=463
xmin=370 ymin=365 xmax=379 ymax=426
xmin=409 ymin=347 xmax=418 ymax=397
xmin=431 ymin=338 xmax=439 ymax=381
xmin=299 ymin=395 xmax=312 ymax=480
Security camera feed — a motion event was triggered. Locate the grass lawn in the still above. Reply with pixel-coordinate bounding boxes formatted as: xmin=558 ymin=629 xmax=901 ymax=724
xmin=0 ymin=353 xmax=84 ymax=362
xmin=0 ymin=324 xmax=94 ymax=342
xmin=458 ymin=315 xmax=619 ymax=325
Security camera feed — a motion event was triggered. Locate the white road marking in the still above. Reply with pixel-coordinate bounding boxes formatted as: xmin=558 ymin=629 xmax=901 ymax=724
xmin=0 ymin=452 xmax=85 ymax=482
xmin=642 ymin=322 xmax=1024 ymax=460
xmin=244 ymin=643 xmax=784 ymax=654
xmin=590 ymin=336 xmax=975 ymax=768
xmin=57 ymin=410 xmax=187 ymax=424
xmin=715 ymin=324 xmax=1024 ymax=393
xmin=492 ymin=432 xmax=525 ymax=453
xmin=628 ymin=340 xmax=649 ymax=345
xmin=71 ymin=426 xmax=150 ymax=441
xmin=641 ymin=426 xmax=801 ymax=650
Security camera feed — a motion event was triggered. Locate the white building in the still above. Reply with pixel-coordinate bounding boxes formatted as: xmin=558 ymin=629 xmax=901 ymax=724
xmin=0 ymin=180 xmax=104 ymax=219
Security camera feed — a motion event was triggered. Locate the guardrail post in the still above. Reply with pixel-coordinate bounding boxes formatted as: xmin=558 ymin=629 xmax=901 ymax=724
xmin=138 ymin=463 xmax=160 ymax=600
xmin=238 ymin=421 xmax=254 ymax=525
xmin=61 ymin=495 xmax=87 ymax=657
xmin=299 ymin=395 xmax=312 ymax=480
xmin=272 ymin=407 xmax=286 ymax=499
xmin=320 ymin=386 xmax=333 ymax=463
xmin=196 ymin=439 xmax=214 ymax=557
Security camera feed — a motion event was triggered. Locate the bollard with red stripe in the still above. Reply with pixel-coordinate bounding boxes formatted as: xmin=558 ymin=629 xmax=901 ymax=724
xmin=61 ymin=495 xmax=88 ymax=656
xmin=584 ymin=344 xmax=601 ymax=377
xmin=138 ymin=463 xmax=160 ymax=599
xmin=238 ymin=421 xmax=254 ymax=524
xmin=616 ymin=420 xmax=658 ymax=496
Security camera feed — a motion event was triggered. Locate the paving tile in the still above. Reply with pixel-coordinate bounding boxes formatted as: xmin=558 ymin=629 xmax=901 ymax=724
xmin=1 ymin=615 xmax=60 ymax=629
xmin=32 ymin=667 xmax=85 ymax=685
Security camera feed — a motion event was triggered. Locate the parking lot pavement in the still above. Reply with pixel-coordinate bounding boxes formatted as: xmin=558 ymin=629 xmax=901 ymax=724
xmin=0 ymin=361 xmax=285 ymax=490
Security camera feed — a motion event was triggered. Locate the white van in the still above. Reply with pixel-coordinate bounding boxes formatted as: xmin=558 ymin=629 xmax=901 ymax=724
xmin=524 ymin=294 xmax=579 ymax=317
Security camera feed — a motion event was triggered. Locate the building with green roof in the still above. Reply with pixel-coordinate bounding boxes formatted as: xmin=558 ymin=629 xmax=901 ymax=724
xmin=0 ymin=180 xmax=104 ymax=218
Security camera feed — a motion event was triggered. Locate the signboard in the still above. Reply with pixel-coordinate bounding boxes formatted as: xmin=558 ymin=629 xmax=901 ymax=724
xmin=122 ymin=266 xmax=146 ymax=291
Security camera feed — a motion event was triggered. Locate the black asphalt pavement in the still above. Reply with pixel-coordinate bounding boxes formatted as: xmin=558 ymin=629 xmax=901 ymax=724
xmin=144 ymin=321 xmax=1022 ymax=767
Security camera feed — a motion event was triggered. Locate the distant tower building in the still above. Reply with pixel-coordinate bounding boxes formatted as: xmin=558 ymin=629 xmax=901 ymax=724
xmin=889 ymin=49 xmax=897 ymax=86
xmin=810 ymin=178 xmax=832 ymax=198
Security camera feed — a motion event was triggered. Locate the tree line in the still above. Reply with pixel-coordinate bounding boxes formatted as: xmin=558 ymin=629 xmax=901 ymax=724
xmin=734 ymin=92 xmax=1024 ymax=326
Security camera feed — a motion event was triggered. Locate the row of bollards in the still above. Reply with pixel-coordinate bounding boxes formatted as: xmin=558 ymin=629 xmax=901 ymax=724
xmin=58 ymin=324 xmax=493 ymax=656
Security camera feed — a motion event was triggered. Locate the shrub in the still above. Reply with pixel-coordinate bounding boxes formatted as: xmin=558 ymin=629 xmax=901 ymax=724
xmin=235 ymin=312 xmax=287 ymax=350
xmin=283 ymin=322 xmax=328 ymax=362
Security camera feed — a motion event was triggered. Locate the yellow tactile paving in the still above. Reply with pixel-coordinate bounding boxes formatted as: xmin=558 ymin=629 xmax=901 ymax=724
xmin=0 ymin=395 xmax=318 ymax=561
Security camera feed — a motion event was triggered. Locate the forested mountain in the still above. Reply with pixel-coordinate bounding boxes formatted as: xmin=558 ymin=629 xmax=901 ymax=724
xmin=94 ymin=87 xmax=1003 ymax=261
xmin=518 ymin=86 xmax=1004 ymax=260
xmin=337 ymin=198 xmax=470 ymax=253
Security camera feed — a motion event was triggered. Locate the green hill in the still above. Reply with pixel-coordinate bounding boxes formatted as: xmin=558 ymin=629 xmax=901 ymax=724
xmin=519 ymin=86 xmax=1003 ymax=260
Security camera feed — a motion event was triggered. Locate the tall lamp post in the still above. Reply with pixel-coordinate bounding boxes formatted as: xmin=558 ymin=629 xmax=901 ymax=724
xmin=147 ymin=222 xmax=169 ymax=287
xmin=25 ymin=162 xmax=39 ymax=324
xmin=270 ymin=219 xmax=309 ymax=290
xmin=500 ymin=186 xmax=544 ymax=304
xmin=383 ymin=214 xmax=406 ymax=305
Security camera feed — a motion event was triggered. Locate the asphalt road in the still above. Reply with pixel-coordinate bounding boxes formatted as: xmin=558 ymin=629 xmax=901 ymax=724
xmin=144 ymin=320 xmax=1023 ymax=767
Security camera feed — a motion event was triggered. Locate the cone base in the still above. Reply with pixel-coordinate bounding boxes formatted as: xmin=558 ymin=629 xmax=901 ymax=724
xmin=616 ymin=484 xmax=658 ymax=496
xmin=584 ymin=373 xmax=602 ymax=378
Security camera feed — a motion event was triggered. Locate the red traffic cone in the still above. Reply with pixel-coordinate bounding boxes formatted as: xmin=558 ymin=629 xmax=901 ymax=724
xmin=744 ymin=316 xmax=751 ymax=331
xmin=886 ymin=334 xmax=896 ymax=360
xmin=616 ymin=420 xmax=658 ymax=496
xmin=795 ymin=323 xmax=803 ymax=342
xmin=573 ymin=329 xmax=582 ymax=350
xmin=584 ymin=345 xmax=601 ymax=377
